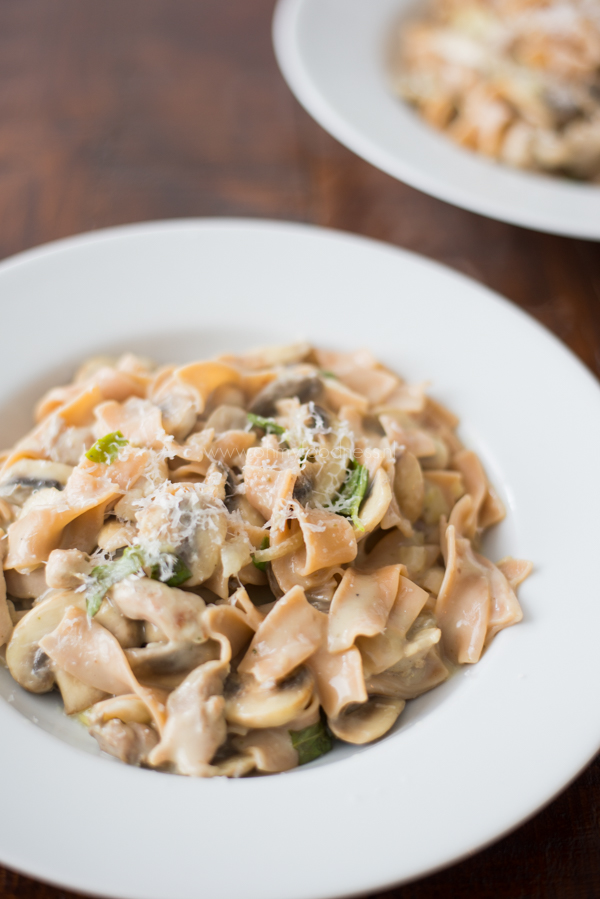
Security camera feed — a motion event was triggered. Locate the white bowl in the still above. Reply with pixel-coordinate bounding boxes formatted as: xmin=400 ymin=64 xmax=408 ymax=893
xmin=273 ymin=0 xmax=600 ymax=239
xmin=1 ymin=219 xmax=600 ymax=899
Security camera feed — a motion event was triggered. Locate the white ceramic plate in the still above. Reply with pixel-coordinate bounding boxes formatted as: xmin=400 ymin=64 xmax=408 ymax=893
xmin=273 ymin=0 xmax=600 ymax=239
xmin=1 ymin=218 xmax=600 ymax=899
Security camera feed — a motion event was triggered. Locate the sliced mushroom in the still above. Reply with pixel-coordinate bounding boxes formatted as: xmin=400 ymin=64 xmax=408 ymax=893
xmin=305 ymin=579 xmax=338 ymax=612
xmin=95 ymin=597 xmax=144 ymax=649
xmin=113 ymin=475 xmax=156 ymax=522
xmin=365 ymin=646 xmax=450 ymax=700
xmin=45 ymin=548 xmax=91 ymax=590
xmin=328 ymin=695 xmax=404 ymax=744
xmin=399 ymin=544 xmax=440 ymax=581
xmin=152 ymin=381 xmax=199 ymax=442
xmin=5 ymin=589 xmax=84 ymax=692
xmin=0 ymin=459 xmax=73 ymax=505
xmin=96 ymin=519 xmax=139 ymax=553
xmin=208 ymin=460 xmax=239 ymax=512
xmin=126 ymin=640 xmax=221 ymax=691
xmin=6 ymin=599 xmax=19 ymax=625
xmin=394 ymin=450 xmax=424 ymax=523
xmin=306 ymin=403 xmax=331 ymax=430
xmin=422 ymin=479 xmax=451 ymax=526
xmin=203 ymin=384 xmax=247 ymax=415
xmin=5 ymin=566 xmax=48 ymax=600
xmin=227 ymin=493 xmax=266 ymax=528
xmin=54 ymin=668 xmax=107 ymax=715
xmin=292 ymin=472 xmax=314 ymax=504
xmin=419 ymin=436 xmax=450 ymax=470
xmin=209 ymin=752 xmax=257 ymax=778
xmin=223 ymin=666 xmax=314 ymax=729
xmin=205 ymin=405 xmax=248 ymax=433
xmin=233 ymin=727 xmax=299 ymax=773
xmin=60 ymin=502 xmax=107 ymax=556
xmin=322 ymin=377 xmax=369 ymax=413
xmin=249 ymin=374 xmax=322 ymax=418
xmin=111 ymin=578 xmax=205 ymax=643
xmin=89 ymin=718 xmax=159 ymax=766
xmin=199 ymin=462 xmax=228 ymax=502
xmin=355 ymin=468 xmax=392 ymax=537
xmin=380 ymin=413 xmax=438 ymax=458
xmin=85 ymin=693 xmax=153 ymax=726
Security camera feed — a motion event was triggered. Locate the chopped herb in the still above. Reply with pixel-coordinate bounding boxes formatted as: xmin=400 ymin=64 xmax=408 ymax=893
xmin=336 ymin=459 xmax=369 ymax=531
xmin=319 ymin=370 xmax=337 ymax=379
xmin=247 ymin=413 xmax=286 ymax=436
xmin=150 ymin=553 xmax=192 ymax=587
xmin=86 ymin=546 xmax=145 ymax=617
xmin=289 ymin=720 xmax=333 ymax=765
xmin=252 ymin=536 xmax=270 ymax=571
xmin=86 ymin=431 xmax=128 ymax=465
xmin=164 ymin=558 xmax=192 ymax=587
xmin=86 ymin=545 xmax=193 ymax=617
xmin=297 ymin=447 xmax=316 ymax=465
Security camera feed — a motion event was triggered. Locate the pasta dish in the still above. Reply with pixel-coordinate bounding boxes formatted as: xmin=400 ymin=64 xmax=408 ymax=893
xmin=0 ymin=344 xmax=530 ymax=776
xmin=392 ymin=0 xmax=600 ymax=182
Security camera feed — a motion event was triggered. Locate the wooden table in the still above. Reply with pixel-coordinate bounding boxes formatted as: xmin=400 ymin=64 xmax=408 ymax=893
xmin=1 ymin=1 xmax=599 ymax=897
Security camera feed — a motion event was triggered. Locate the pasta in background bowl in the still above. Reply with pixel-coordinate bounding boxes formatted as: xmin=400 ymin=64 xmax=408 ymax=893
xmin=0 ymin=220 xmax=599 ymax=899
xmin=0 ymin=342 xmax=530 ymax=777
xmin=273 ymin=0 xmax=600 ymax=238
xmin=391 ymin=0 xmax=600 ymax=181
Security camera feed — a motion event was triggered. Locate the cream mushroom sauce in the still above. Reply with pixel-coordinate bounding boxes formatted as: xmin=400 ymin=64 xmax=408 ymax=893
xmin=0 ymin=344 xmax=531 ymax=777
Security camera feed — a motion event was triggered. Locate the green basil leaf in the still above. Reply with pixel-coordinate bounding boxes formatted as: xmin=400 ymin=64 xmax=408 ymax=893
xmin=335 ymin=459 xmax=369 ymax=530
xmin=150 ymin=554 xmax=192 ymax=587
xmin=85 ymin=430 xmax=128 ymax=465
xmin=252 ymin=536 xmax=270 ymax=571
xmin=247 ymin=413 xmax=286 ymax=436
xmin=86 ymin=544 xmax=193 ymax=616
xmin=86 ymin=546 xmax=145 ymax=617
xmin=289 ymin=720 xmax=333 ymax=765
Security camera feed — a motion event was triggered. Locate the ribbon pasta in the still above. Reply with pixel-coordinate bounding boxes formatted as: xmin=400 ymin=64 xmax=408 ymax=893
xmin=0 ymin=343 xmax=530 ymax=776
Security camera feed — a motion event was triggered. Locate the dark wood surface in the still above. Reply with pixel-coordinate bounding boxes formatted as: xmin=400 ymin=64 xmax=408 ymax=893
xmin=0 ymin=1 xmax=599 ymax=897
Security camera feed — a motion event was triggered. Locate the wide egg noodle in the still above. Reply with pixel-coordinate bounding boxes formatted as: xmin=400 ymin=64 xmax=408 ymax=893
xmin=5 ymin=448 xmax=151 ymax=571
xmin=0 ymin=343 xmax=531 ymax=777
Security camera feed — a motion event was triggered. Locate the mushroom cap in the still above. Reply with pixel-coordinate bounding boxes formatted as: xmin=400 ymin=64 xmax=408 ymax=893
xmin=0 ymin=459 xmax=73 ymax=506
xmin=249 ymin=373 xmax=322 ymax=418
xmin=126 ymin=639 xmax=221 ymax=691
xmin=6 ymin=590 xmax=83 ymax=692
xmin=355 ymin=467 xmax=393 ymax=538
xmin=328 ymin=695 xmax=405 ymax=744
xmin=204 ymin=404 xmax=248 ymax=433
xmin=223 ymin=666 xmax=314 ymax=729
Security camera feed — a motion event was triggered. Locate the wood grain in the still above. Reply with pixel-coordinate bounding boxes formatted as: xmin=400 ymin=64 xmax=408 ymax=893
xmin=0 ymin=0 xmax=598 ymax=896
